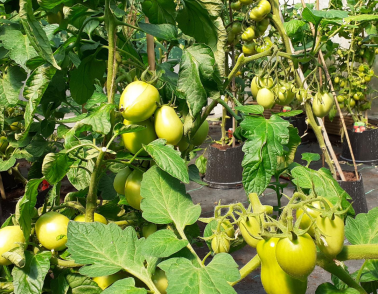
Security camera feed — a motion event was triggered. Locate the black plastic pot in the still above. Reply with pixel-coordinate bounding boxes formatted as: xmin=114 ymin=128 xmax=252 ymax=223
xmin=337 ymin=172 xmax=367 ymax=215
xmin=204 ymin=144 xmax=244 ymax=189
xmin=340 ymin=128 xmax=378 ymax=165
xmin=283 ymin=114 xmax=308 ymax=144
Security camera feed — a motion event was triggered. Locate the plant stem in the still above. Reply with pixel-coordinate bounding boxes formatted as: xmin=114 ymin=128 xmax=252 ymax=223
xmin=229 ymin=254 xmax=261 ymax=286
xmin=177 ymin=227 xmax=203 ymax=266
xmin=356 ymin=259 xmax=368 ymax=284
xmin=105 ymin=0 xmax=117 ymax=104
xmin=337 ymin=245 xmax=378 ymax=260
xmin=317 ymin=253 xmax=367 ymax=294
xmin=145 ymin=17 xmax=156 ymax=71
xmin=85 ymin=151 xmax=105 ymax=222
xmin=10 ymin=166 xmax=28 ymax=186
xmin=3 ymin=265 xmax=11 ymax=281
xmin=50 ymin=257 xmax=82 ymax=268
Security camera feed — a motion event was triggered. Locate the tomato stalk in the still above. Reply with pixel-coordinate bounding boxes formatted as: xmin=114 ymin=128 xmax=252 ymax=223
xmin=229 ymin=254 xmax=261 ymax=286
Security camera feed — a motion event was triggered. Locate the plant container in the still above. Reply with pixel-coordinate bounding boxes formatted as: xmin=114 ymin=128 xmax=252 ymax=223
xmin=340 ymin=128 xmax=378 ymax=165
xmin=337 ymin=171 xmax=367 ymax=215
xmin=204 ymin=143 xmax=244 ymax=189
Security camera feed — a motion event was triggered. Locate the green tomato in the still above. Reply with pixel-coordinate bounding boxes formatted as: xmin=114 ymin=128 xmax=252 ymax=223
xmin=35 ymin=212 xmax=70 ymax=251
xmin=192 ymin=120 xmax=209 ymax=146
xmin=349 ymin=99 xmax=356 ymax=108
xmin=359 ymin=49 xmax=365 ymax=56
xmin=176 ymin=137 xmax=190 ymax=152
xmin=142 ymin=223 xmax=157 ymax=238
xmin=312 ymin=92 xmax=334 ymax=118
xmin=154 ymin=105 xmax=183 ymax=146
xmin=256 ymin=37 xmax=273 ymax=53
xmin=358 ymin=64 xmax=365 ymax=72
xmin=276 ymin=83 xmax=294 ymax=106
xmin=339 ymin=80 xmax=346 ymax=87
xmin=353 ymin=92 xmax=363 ymax=101
xmin=113 ymin=167 xmax=132 ymax=195
xmin=337 ymin=95 xmax=345 ymax=103
xmin=231 ymin=22 xmax=242 ymax=34
xmin=239 ymin=0 xmax=253 ymax=4
xmin=93 ymin=272 xmax=128 ymax=290
xmin=10 ymin=121 xmax=22 ymax=132
xmin=334 ymin=77 xmax=340 ymax=84
xmin=122 ymin=119 xmax=157 ymax=156
xmin=119 ymin=81 xmax=160 ymax=122
xmin=230 ymin=1 xmax=242 ymax=10
xmin=74 ymin=213 xmax=108 ymax=224
xmin=0 ymin=226 xmax=25 ymax=265
xmin=239 ymin=216 xmax=260 ymax=248
xmin=227 ymin=31 xmax=235 ymax=45
xmin=242 ymin=42 xmax=256 ymax=56
xmin=249 ymin=0 xmax=271 ymax=21
xmin=211 ymin=235 xmax=230 ymax=253
xmin=276 ymin=234 xmax=317 ymax=279
xmin=220 ymin=220 xmax=235 ymax=238
xmin=376 ymin=48 xmax=378 ymax=54
xmin=365 ymin=76 xmax=371 ymax=82
xmin=241 ymin=27 xmax=256 ymax=42
xmin=125 ymin=169 xmax=143 ymax=210
xmin=256 ymin=18 xmax=270 ymax=35
xmin=257 ymin=88 xmax=275 ymax=109
xmin=152 ymin=269 xmax=168 ymax=294
xmin=0 ymin=136 xmax=8 ymax=153
xmin=251 ymin=76 xmax=273 ymax=97
xmin=316 ymin=215 xmax=344 ymax=258
xmin=296 ymin=198 xmax=333 ymax=237
xmin=257 ymin=238 xmax=307 ymax=294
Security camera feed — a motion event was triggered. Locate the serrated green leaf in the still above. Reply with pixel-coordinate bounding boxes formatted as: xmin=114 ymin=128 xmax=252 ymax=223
xmin=66 ymin=273 xmax=102 ymax=294
xmin=20 ymin=63 xmax=57 ymax=140
xmin=276 ymin=126 xmax=301 ymax=173
xmin=98 ymin=172 xmax=117 ymax=201
xmin=69 ymin=55 xmax=106 ymax=105
xmin=59 ymin=113 xmax=88 ymax=123
xmin=0 ymin=156 xmax=16 ymax=172
xmin=235 ymin=105 xmax=264 ymax=115
xmin=144 ymin=139 xmax=189 ymax=183
xmin=19 ymin=0 xmax=60 ymax=69
xmin=113 ymin=123 xmax=146 ymax=136
xmin=315 ymin=282 xmax=359 ymax=294
xmin=16 ymin=179 xmax=43 ymax=240
xmin=141 ymin=229 xmax=188 ymax=258
xmin=241 ymin=115 xmax=290 ymax=195
xmin=0 ymin=24 xmax=38 ymax=71
xmin=140 ymin=166 xmax=201 ymax=231
xmin=103 ymin=278 xmax=147 ymax=294
xmin=178 ymin=44 xmax=222 ymax=117
xmin=142 ymin=0 xmax=176 ymax=25
xmin=188 ymin=164 xmax=207 ymax=185
xmin=345 ymin=207 xmax=378 ymax=245
xmin=159 ymin=254 xmax=240 ymax=294
xmin=42 ymin=153 xmax=74 ymax=184
xmin=302 ymin=7 xmax=323 ymax=26
xmin=276 ymin=110 xmax=303 ymax=117
xmin=67 ymin=222 xmax=158 ymax=288
xmin=0 ymin=66 xmax=27 ymax=107
xmin=301 ymin=152 xmax=321 ymax=166
xmin=67 ymin=159 xmax=94 ymax=191
xmin=291 ymin=166 xmax=354 ymax=214
xmin=139 ymin=22 xmax=178 ymax=41
xmin=50 ymin=272 xmax=69 ymax=294
xmin=195 ymin=155 xmax=207 ymax=174
xmin=2 ymin=245 xmax=26 ymax=268
xmin=283 ymin=19 xmax=307 ymax=37
xmin=12 ymin=251 xmax=51 ymax=294
xmin=345 ymin=14 xmax=378 ymax=23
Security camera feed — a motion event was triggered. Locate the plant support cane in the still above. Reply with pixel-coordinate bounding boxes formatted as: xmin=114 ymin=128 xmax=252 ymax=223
xmin=300 ymin=0 xmax=359 ymax=181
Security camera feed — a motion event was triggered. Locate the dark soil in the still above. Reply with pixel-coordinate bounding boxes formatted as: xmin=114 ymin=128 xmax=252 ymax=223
xmin=337 ymin=170 xmax=358 ymax=182
xmin=211 ymin=143 xmax=241 ymax=151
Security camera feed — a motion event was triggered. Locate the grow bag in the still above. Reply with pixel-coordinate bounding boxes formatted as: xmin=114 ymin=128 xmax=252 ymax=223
xmin=204 ymin=144 xmax=244 ymax=189
xmin=340 ymin=128 xmax=378 ymax=165
xmin=337 ymin=172 xmax=367 ymax=215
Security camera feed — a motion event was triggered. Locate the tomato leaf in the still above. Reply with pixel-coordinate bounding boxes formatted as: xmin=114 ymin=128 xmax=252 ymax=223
xmin=235 ymin=105 xmax=264 ymax=115
xmin=159 ymin=253 xmax=240 ymax=294
xmin=188 ymin=164 xmax=207 ymax=185
xmin=143 ymin=139 xmax=189 ymax=183
xmin=102 ymin=278 xmax=147 ymax=294
xmin=141 ymin=229 xmax=188 ymax=258
xmin=12 ymin=251 xmax=51 ymax=294
xmin=178 ymin=44 xmax=222 ymax=117
xmin=97 ymin=172 xmax=117 ymax=201
xmin=65 ymin=273 xmax=102 ymax=294
xmin=0 ymin=66 xmax=27 ymax=107
xmin=142 ymin=0 xmax=177 ymax=25
xmin=301 ymin=152 xmax=321 ymax=167
xmin=315 ymin=282 xmax=360 ymax=293
xmin=19 ymin=0 xmax=60 ymax=70
xmin=138 ymin=22 xmax=178 ymax=41
xmin=140 ymin=166 xmax=201 ymax=231
xmin=291 ymin=166 xmax=354 ymax=214
xmin=69 ymin=55 xmax=106 ymax=105
xmin=16 ymin=179 xmax=43 ymax=240
xmin=113 ymin=123 xmax=146 ymax=136
xmin=241 ymin=115 xmax=290 ymax=195
xmin=42 ymin=153 xmax=75 ymax=184
xmin=67 ymin=158 xmax=94 ymax=191
xmin=345 ymin=207 xmax=378 ymax=245
xmin=0 ymin=25 xmax=38 ymax=71
xmin=67 ymin=223 xmax=158 ymax=281
xmin=0 ymin=156 xmax=16 ymax=172
xmin=276 ymin=125 xmax=301 ymax=173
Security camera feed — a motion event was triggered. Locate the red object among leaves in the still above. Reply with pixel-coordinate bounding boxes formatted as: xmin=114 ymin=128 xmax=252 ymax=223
xmin=41 ymin=180 xmax=50 ymax=191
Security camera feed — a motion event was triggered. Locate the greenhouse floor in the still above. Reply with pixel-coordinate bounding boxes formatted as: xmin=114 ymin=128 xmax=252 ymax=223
xmin=188 ymin=123 xmax=378 ymax=293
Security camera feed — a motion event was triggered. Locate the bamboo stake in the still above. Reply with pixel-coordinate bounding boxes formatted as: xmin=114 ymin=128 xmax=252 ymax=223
xmin=278 ymin=11 xmax=346 ymax=181
xmin=299 ymin=0 xmax=359 ymax=181
xmin=0 ymin=174 xmax=6 ymax=200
